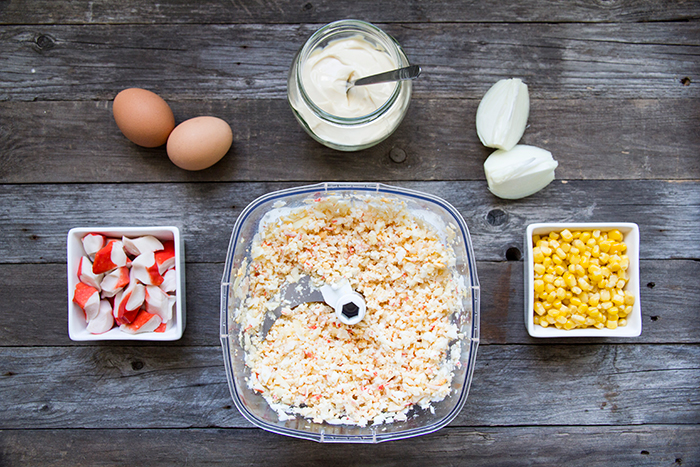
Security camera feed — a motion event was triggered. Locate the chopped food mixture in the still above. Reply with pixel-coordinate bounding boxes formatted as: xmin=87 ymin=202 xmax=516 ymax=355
xmin=235 ymin=196 xmax=465 ymax=426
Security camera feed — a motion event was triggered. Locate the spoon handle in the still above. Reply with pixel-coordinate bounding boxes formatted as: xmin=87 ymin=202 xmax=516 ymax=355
xmin=350 ymin=65 xmax=422 ymax=87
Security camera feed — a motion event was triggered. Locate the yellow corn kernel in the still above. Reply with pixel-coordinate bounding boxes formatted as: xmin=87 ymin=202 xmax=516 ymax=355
xmin=612 ymin=293 xmax=624 ymax=306
xmin=546 ymin=316 xmax=556 ymax=324
xmin=606 ymin=319 xmax=618 ymax=330
xmin=556 ymin=315 xmax=567 ymax=325
xmin=618 ymin=306 xmax=628 ymax=317
xmin=540 ymin=319 xmax=549 ymax=327
xmin=547 ymin=307 xmax=559 ymax=317
xmin=554 ymin=277 xmax=565 ymax=288
xmin=563 ymin=272 xmax=577 ymax=288
xmin=601 ymin=266 xmax=611 ymax=278
xmin=600 ymin=289 xmax=611 ymax=302
xmin=552 ymin=255 xmax=563 ymax=265
xmin=594 ymin=322 xmax=604 ymax=329
xmin=550 ymin=239 xmax=561 ymax=249
xmin=599 ymin=240 xmax=613 ymax=253
xmin=543 ymin=257 xmax=552 ymax=268
xmin=573 ymin=239 xmax=585 ymax=250
xmin=589 ymin=293 xmax=600 ymax=306
xmin=569 ymin=297 xmax=582 ymax=307
xmin=616 ymin=279 xmax=626 ymax=289
xmin=575 ymin=264 xmax=586 ymax=277
xmin=554 ymin=265 xmax=566 ymax=276
xmin=578 ymin=303 xmax=589 ymax=314
xmin=572 ymin=285 xmax=582 ymax=295
xmin=541 ymin=246 xmax=552 ymax=257
xmin=534 ymin=279 xmax=545 ymax=294
xmin=592 ymin=230 xmax=601 ymax=239
xmin=565 ymin=291 xmax=573 ymax=299
xmin=532 ymin=235 xmax=541 ymax=245
xmin=599 ymin=253 xmax=610 ymax=265
xmin=561 ymin=229 xmax=574 ymax=241
xmin=546 ymin=283 xmax=556 ymax=293
xmin=561 ymin=242 xmax=571 ymax=253
xmin=580 ymin=232 xmax=591 ymax=243
xmin=556 ymin=287 xmax=566 ymax=300
xmin=532 ymin=247 xmax=544 ymax=263
xmin=585 ymin=317 xmax=596 ymax=326
xmin=546 ymin=293 xmax=556 ymax=303
xmin=571 ymin=314 xmax=586 ymax=324
xmin=577 ymin=277 xmax=590 ymax=291
xmin=534 ymin=263 xmax=546 ymax=275
xmin=624 ymin=291 xmax=635 ymax=306
xmin=601 ymin=301 xmax=613 ymax=310
xmin=548 ymin=231 xmax=560 ymax=240
xmin=543 ymin=274 xmax=555 ymax=284
xmin=618 ymin=318 xmax=627 ymax=327
xmin=535 ymin=301 xmax=546 ymax=316
xmin=588 ymin=265 xmax=603 ymax=282
xmin=609 ymin=261 xmax=621 ymax=272
xmin=554 ymin=247 xmax=566 ymax=259
xmin=552 ymin=300 xmax=562 ymax=309
xmin=537 ymin=239 xmax=549 ymax=248
xmin=590 ymin=244 xmax=600 ymax=257
xmin=534 ymin=315 xmax=540 ymax=325
xmin=563 ymin=320 xmax=575 ymax=330
xmin=569 ymin=255 xmax=580 ymax=266
xmin=609 ymin=230 xmax=623 ymax=241
xmin=543 ymin=301 xmax=552 ymax=310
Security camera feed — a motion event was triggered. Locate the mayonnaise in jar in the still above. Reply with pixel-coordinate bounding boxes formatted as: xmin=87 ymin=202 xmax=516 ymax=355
xmin=287 ymin=20 xmax=413 ymax=151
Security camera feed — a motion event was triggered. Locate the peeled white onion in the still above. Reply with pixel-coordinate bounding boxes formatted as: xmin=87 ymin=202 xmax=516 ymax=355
xmin=483 ymin=145 xmax=558 ymax=199
xmin=476 ymin=78 xmax=529 ymax=151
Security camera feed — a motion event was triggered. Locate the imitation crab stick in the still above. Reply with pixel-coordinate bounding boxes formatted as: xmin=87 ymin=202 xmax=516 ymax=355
xmin=92 ymin=240 xmax=128 ymax=274
xmin=77 ymin=256 xmax=103 ymax=291
xmin=131 ymin=251 xmax=164 ymax=286
xmin=154 ymin=240 xmax=176 ymax=274
xmin=120 ymin=309 xmax=162 ymax=334
xmin=73 ymin=282 xmax=100 ymax=321
xmin=122 ymin=235 xmax=163 ymax=256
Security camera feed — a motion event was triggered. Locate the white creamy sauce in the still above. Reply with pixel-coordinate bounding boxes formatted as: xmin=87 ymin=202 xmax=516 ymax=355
xmin=302 ymin=36 xmax=396 ymax=118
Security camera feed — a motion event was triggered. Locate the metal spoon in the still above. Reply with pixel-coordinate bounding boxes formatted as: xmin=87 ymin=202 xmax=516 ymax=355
xmin=347 ymin=65 xmax=422 ymax=90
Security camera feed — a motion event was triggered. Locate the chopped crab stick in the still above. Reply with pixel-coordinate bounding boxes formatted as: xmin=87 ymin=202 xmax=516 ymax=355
xmin=145 ymin=285 xmax=173 ymax=322
xmin=154 ymin=322 xmax=168 ymax=333
xmin=81 ymin=233 xmax=105 ymax=259
xmin=131 ymin=251 xmax=164 ymax=286
xmin=120 ymin=309 xmax=162 ymax=334
xmin=77 ymin=256 xmax=103 ymax=291
xmin=122 ymin=235 xmax=164 ymax=256
xmin=73 ymin=282 xmax=100 ymax=321
xmin=100 ymin=266 xmax=130 ymax=297
xmin=154 ymin=240 xmax=176 ymax=274
xmin=113 ymin=282 xmax=145 ymax=324
xmin=87 ymin=300 xmax=115 ymax=334
xmin=92 ymin=240 xmax=128 ymax=274
xmin=159 ymin=268 xmax=177 ymax=293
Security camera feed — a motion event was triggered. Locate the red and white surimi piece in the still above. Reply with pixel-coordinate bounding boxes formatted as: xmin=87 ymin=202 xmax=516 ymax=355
xmin=145 ymin=285 xmax=173 ymax=323
xmin=81 ymin=233 xmax=105 ymax=259
xmin=100 ymin=266 xmax=130 ymax=297
xmin=120 ymin=310 xmax=162 ymax=334
xmin=159 ymin=268 xmax=177 ymax=293
xmin=122 ymin=235 xmax=164 ymax=256
xmin=77 ymin=256 xmax=104 ymax=291
xmin=154 ymin=240 xmax=176 ymax=275
xmin=113 ymin=282 xmax=145 ymax=324
xmin=87 ymin=300 xmax=114 ymax=334
xmin=73 ymin=282 xmax=100 ymax=321
xmin=131 ymin=251 xmax=164 ymax=286
xmin=92 ymin=240 xmax=128 ymax=274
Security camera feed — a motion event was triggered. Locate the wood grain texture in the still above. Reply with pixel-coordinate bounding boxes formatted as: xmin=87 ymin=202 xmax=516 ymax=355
xmin=0 ymin=425 xmax=698 ymax=466
xmin=1 ymin=259 xmax=697 ymax=347
xmin=0 ymin=344 xmax=698 ymax=429
xmin=0 ymin=181 xmax=697 ymax=264
xmin=1 ymin=0 xmax=698 ymax=25
xmin=2 ymin=23 xmax=699 ymax=102
xmin=1 ymin=98 xmax=698 ymax=184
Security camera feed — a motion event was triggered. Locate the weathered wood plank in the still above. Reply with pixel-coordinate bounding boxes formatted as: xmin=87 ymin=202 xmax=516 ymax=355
xmin=1 ymin=425 xmax=698 ymax=467
xmin=0 ymin=260 xmax=697 ymax=347
xmin=2 ymin=23 xmax=698 ymax=101
xmin=1 ymin=99 xmax=698 ymax=184
xmin=0 ymin=181 xmax=697 ymax=264
xmin=1 ymin=0 xmax=698 ymax=25
xmin=0 ymin=344 xmax=697 ymax=429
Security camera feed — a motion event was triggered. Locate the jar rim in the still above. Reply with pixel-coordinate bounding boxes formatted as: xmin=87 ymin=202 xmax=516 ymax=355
xmin=296 ymin=19 xmax=407 ymax=125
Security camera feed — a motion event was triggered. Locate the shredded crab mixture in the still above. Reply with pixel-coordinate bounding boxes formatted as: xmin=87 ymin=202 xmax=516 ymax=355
xmin=235 ymin=195 xmax=465 ymax=426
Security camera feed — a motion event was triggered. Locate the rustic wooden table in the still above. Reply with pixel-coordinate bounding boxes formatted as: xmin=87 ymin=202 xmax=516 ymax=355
xmin=1 ymin=1 xmax=699 ymax=465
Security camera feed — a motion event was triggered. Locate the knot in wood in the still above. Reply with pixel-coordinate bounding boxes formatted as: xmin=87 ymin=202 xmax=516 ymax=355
xmin=389 ymin=147 xmax=407 ymax=163
xmin=35 ymin=34 xmax=56 ymax=50
xmin=486 ymin=209 xmax=508 ymax=226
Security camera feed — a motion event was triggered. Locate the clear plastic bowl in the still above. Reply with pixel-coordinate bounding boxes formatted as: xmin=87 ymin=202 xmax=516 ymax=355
xmin=220 ymin=183 xmax=480 ymax=443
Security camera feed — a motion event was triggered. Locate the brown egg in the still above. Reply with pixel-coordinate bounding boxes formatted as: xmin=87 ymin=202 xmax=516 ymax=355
xmin=166 ymin=116 xmax=233 ymax=171
xmin=113 ymin=88 xmax=175 ymax=147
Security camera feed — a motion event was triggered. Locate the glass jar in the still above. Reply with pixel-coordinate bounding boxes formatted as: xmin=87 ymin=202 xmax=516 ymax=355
xmin=287 ymin=20 xmax=413 ymax=152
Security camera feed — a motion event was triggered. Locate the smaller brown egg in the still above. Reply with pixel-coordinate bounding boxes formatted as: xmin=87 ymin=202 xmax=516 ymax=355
xmin=166 ymin=116 xmax=233 ymax=171
xmin=113 ymin=88 xmax=175 ymax=147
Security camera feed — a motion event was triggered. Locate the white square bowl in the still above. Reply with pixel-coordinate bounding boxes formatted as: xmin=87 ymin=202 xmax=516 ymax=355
xmin=524 ymin=222 xmax=641 ymax=338
xmin=67 ymin=226 xmax=186 ymax=341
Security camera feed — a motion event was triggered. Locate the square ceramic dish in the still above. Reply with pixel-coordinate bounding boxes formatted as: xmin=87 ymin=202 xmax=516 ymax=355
xmin=220 ymin=182 xmax=480 ymax=443
xmin=67 ymin=226 xmax=185 ymax=341
xmin=524 ymin=222 xmax=641 ymax=338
